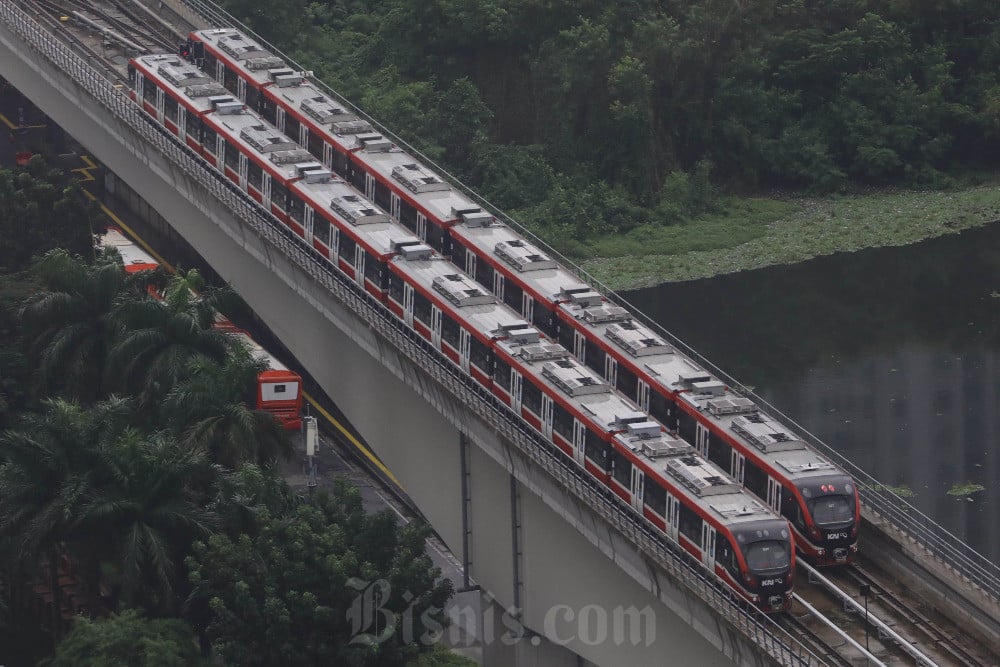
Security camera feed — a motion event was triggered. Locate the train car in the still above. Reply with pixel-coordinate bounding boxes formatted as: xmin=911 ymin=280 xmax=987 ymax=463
xmin=132 ymin=48 xmax=797 ymax=605
xmin=99 ymin=227 xmax=304 ymax=429
xmin=553 ymin=297 xmax=859 ymax=565
xmin=178 ymin=29 xmax=860 ymax=565
xmin=388 ymin=247 xmax=793 ymax=611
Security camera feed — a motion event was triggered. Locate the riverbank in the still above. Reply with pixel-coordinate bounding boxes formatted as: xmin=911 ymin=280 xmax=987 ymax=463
xmin=573 ymin=179 xmax=1000 ymax=291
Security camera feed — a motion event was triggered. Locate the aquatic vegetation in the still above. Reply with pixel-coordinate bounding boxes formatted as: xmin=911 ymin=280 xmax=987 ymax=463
xmin=947 ymin=482 xmax=986 ymax=498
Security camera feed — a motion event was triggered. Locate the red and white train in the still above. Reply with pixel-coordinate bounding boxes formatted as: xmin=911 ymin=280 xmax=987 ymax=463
xmin=99 ymin=226 xmax=303 ymax=429
xmin=181 ymin=28 xmax=859 ymax=565
xmin=128 ymin=51 xmax=796 ymax=611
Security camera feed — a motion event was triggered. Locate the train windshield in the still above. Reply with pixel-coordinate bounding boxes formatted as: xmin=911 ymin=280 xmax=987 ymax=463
xmin=744 ymin=540 xmax=790 ymax=573
xmin=809 ymin=495 xmax=853 ymax=526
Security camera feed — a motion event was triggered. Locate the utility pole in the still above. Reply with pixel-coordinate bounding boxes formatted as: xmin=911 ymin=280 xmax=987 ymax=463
xmin=304 ymin=415 xmax=318 ymax=494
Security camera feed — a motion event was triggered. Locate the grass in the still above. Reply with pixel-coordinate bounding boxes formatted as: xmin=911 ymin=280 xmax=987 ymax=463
xmin=573 ymin=179 xmax=1000 ymax=290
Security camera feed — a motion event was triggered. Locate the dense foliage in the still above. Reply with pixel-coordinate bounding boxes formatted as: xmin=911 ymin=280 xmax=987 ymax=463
xmin=218 ymin=0 xmax=1000 ymax=247
xmin=0 ymin=163 xmax=456 ymax=665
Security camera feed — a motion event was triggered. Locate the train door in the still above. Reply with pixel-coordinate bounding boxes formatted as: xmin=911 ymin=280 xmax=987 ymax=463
xmin=322 ymin=142 xmax=333 ymax=169
xmin=464 ymin=252 xmax=476 ymax=278
xmin=458 ymin=330 xmax=471 ymax=374
xmin=135 ymin=72 xmax=143 ymax=102
xmin=604 ymin=356 xmax=618 ymax=386
xmin=637 ymin=380 xmax=650 ymax=412
xmin=540 ymin=395 xmax=554 ymax=440
xmin=416 ymin=212 xmax=427 ymax=240
xmin=522 ymin=294 xmax=534 ymax=326
xmin=238 ymin=154 xmax=248 ymax=191
xmin=304 ymin=207 xmax=314 ymax=245
xmin=364 ymin=173 xmax=375 ymax=201
xmin=276 ymin=107 xmax=285 ymax=133
xmin=237 ymin=77 xmax=246 ymax=102
xmin=510 ymin=371 xmax=523 ymax=413
xmin=492 ymin=272 xmax=504 ymax=301
xmin=666 ymin=496 xmax=679 ymax=542
xmin=573 ymin=330 xmax=586 ymax=362
xmin=299 ymin=125 xmax=309 ymax=147
xmin=695 ymin=423 xmax=710 ymax=458
xmin=572 ymin=420 xmax=586 ymax=466
xmin=214 ymin=60 xmax=224 ymax=82
xmin=630 ymin=467 xmax=644 ymax=512
xmin=331 ymin=228 xmax=340 ymax=264
xmin=353 ymin=245 xmax=366 ymax=288
xmin=731 ymin=451 xmax=746 ymax=484
xmin=767 ymin=477 xmax=781 ymax=512
xmin=431 ymin=306 xmax=442 ymax=349
xmin=177 ymin=107 xmax=187 ymax=143
xmin=155 ymin=88 xmax=164 ymax=122
xmin=402 ymin=283 xmax=415 ymax=327
xmin=701 ymin=523 xmax=717 ymax=570
xmin=261 ymin=173 xmax=271 ymax=208
xmin=390 ymin=192 xmax=400 ymax=221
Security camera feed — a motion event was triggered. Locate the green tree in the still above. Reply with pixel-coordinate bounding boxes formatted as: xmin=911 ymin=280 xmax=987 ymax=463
xmin=185 ymin=481 xmax=453 ymax=667
xmin=49 ymin=609 xmax=208 ymax=667
xmin=163 ymin=351 xmax=293 ymax=469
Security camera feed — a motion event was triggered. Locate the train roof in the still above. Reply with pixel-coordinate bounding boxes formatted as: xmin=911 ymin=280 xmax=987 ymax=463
xmin=228 ymin=330 xmax=290 ymax=373
xmin=101 ymin=227 xmax=158 ymax=271
xmin=450 ymin=219 xmax=594 ymax=305
xmin=132 ymin=53 xmax=229 ymax=115
xmin=291 ymin=176 xmax=420 ymax=257
xmin=557 ymin=299 xmax=848 ymax=486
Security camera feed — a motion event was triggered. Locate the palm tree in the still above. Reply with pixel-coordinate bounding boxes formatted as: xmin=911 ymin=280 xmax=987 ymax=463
xmin=162 ymin=350 xmax=294 ymax=469
xmin=107 ymin=270 xmax=234 ymax=409
xmin=0 ymin=397 xmax=133 ymax=633
xmin=20 ymin=249 xmax=157 ymax=403
xmin=77 ymin=427 xmax=220 ymax=613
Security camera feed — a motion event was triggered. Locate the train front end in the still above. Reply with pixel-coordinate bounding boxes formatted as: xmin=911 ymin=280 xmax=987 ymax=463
xmin=797 ymin=475 xmax=859 ymax=566
xmin=734 ymin=520 xmax=794 ymax=613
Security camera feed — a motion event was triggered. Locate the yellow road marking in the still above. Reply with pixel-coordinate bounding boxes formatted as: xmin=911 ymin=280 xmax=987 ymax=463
xmin=83 ymin=189 xmax=401 ymax=489
xmin=71 ymin=155 xmax=98 ymax=182
xmin=0 ymin=111 xmax=46 ymax=130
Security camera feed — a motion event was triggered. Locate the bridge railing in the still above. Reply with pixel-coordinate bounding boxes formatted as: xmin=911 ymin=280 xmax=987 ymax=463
xmin=0 ymin=2 xmax=824 ymax=662
xmin=171 ymin=0 xmax=1000 ymax=606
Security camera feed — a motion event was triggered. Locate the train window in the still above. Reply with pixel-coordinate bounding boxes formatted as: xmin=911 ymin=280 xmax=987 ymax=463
xmin=552 ymin=402 xmax=573 ymax=440
xmin=426 ymin=221 xmax=447 ymax=254
xmin=247 ymin=160 xmax=263 ymax=191
xmin=260 ymin=96 xmax=277 ymax=126
xmin=617 ymin=364 xmax=639 ymax=403
xmin=677 ymin=410 xmax=697 ymax=444
xmin=388 ymin=272 xmax=404 ymax=304
xmin=558 ymin=322 xmax=575 ymax=350
xmin=399 ymin=200 xmax=417 ymax=232
xmin=503 ymin=281 xmax=523 ymax=315
xmin=202 ymin=125 xmax=217 ymax=156
xmin=143 ymin=80 xmax=156 ymax=104
xmin=313 ymin=212 xmax=331 ymax=247
xmin=224 ymin=140 xmax=240 ymax=172
xmin=203 ymin=52 xmax=218 ymax=77
xmin=470 ymin=337 xmax=491 ymax=373
xmin=413 ymin=291 xmax=432 ymax=326
xmin=585 ymin=429 xmax=610 ymax=470
xmin=645 ymin=480 xmax=667 ymax=516
xmin=677 ymin=504 xmax=701 ymax=545
xmin=347 ymin=163 xmax=366 ymax=192
xmin=308 ymin=131 xmax=325 ymax=160
xmin=364 ymin=251 xmax=381 ymax=284
xmin=474 ymin=255 xmax=493 ymax=291
xmin=338 ymin=233 xmax=356 ymax=263
xmin=532 ymin=305 xmax=556 ymax=337
xmin=451 ymin=243 xmax=466 ymax=271
xmin=187 ymin=115 xmax=203 ymax=144
xmin=650 ymin=390 xmax=674 ymax=430
xmin=245 ymin=85 xmax=261 ymax=113
xmin=441 ymin=313 xmax=460 ymax=348
xmin=272 ymin=181 xmax=288 ymax=211
xmin=743 ymin=461 xmax=768 ymax=499
xmin=223 ymin=66 xmax=239 ymax=95
xmin=289 ymin=194 xmax=305 ymax=224
xmin=584 ymin=338 xmax=606 ymax=376
xmin=330 ymin=149 xmax=348 ymax=178
xmin=494 ymin=357 xmax=511 ymax=389
xmin=715 ymin=537 xmax=734 ymax=571
xmin=373 ymin=179 xmax=391 ymax=211
xmin=163 ymin=95 xmax=178 ymax=123
xmin=707 ymin=436 xmax=730 ymax=471
xmin=611 ymin=451 xmax=631 ymax=488
xmin=522 ymin=379 xmax=542 ymax=416
xmin=285 ymin=115 xmax=300 ymax=145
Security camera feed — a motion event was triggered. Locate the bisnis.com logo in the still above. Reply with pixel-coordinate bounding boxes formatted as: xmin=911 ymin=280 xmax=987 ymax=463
xmin=346 ymin=578 xmax=656 ymax=648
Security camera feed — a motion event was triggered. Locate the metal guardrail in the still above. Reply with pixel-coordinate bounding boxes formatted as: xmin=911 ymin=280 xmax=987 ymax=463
xmin=173 ymin=0 xmax=1000 ymax=606
xmin=0 ymin=2 xmax=823 ymax=664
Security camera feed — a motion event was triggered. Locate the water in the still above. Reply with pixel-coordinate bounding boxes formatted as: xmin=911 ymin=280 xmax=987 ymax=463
xmin=624 ymin=224 xmax=1000 ymax=562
